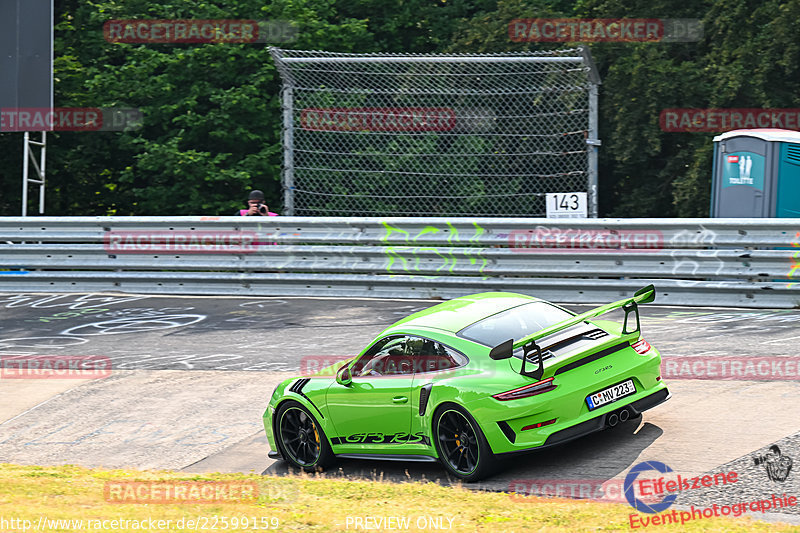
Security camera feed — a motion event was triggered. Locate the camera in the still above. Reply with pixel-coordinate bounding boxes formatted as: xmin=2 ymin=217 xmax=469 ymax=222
xmin=754 ymin=445 xmax=782 ymax=465
xmin=257 ymin=204 xmax=268 ymax=215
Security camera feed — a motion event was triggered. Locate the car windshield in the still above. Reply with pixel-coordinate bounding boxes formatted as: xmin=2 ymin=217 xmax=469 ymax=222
xmin=458 ymin=301 xmax=574 ymax=347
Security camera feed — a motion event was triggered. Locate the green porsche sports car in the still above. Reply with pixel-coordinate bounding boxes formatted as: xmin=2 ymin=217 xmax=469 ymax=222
xmin=263 ymin=285 xmax=669 ymax=481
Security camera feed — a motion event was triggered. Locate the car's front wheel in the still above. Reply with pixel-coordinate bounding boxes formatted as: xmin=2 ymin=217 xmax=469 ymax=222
xmin=432 ymin=404 xmax=495 ymax=482
xmin=275 ymin=400 xmax=334 ymax=472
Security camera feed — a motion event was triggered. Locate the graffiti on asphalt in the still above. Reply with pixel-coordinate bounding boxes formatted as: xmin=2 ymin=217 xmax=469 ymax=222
xmin=0 ymin=293 xmax=145 ymax=309
xmin=0 ymin=336 xmax=90 ymax=351
xmin=239 ymin=299 xmax=288 ymax=308
xmin=25 ymin=308 xmax=109 ymax=323
xmin=59 ymin=308 xmax=207 ymax=336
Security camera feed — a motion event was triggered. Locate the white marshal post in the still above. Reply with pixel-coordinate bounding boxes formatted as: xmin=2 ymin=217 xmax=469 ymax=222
xmin=21 ymin=132 xmax=47 ymax=216
xmin=1 ymin=0 xmax=54 ymax=216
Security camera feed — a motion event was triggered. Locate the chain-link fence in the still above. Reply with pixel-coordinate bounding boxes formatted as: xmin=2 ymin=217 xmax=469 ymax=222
xmin=270 ymin=48 xmax=600 ymax=217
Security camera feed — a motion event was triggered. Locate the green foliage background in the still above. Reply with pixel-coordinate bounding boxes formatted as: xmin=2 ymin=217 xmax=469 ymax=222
xmin=0 ymin=0 xmax=797 ymax=217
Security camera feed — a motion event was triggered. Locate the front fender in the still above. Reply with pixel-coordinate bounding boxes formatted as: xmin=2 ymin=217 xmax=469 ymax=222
xmin=264 ymin=377 xmax=335 ymax=454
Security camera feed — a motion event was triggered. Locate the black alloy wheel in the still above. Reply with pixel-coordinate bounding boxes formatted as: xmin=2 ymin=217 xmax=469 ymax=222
xmin=433 ymin=405 xmax=494 ymax=482
xmin=275 ymin=401 xmax=333 ymax=471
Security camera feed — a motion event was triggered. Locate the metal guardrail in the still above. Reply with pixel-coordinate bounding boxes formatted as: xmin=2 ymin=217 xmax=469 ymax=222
xmin=1 ymin=217 xmax=798 ymax=308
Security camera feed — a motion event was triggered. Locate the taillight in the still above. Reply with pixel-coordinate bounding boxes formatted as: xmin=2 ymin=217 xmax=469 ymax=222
xmin=522 ymin=419 xmax=557 ymax=431
xmin=631 ymin=339 xmax=652 ymax=355
xmin=492 ymin=377 xmax=556 ymax=401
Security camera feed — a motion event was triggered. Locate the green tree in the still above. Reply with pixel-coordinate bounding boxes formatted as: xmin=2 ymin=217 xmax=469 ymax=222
xmin=1 ymin=0 xmax=372 ymax=215
xmin=447 ymin=0 xmax=800 ymax=217
xmin=2 ymin=0 xmax=799 ymax=217
xmin=671 ymin=0 xmax=800 ymax=216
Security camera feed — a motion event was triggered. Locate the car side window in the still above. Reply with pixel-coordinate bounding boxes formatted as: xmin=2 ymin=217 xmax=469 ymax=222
xmin=406 ymin=336 xmax=468 ymax=373
xmin=351 ymin=336 xmax=415 ymax=377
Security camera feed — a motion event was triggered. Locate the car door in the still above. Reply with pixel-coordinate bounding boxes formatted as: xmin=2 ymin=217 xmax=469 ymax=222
xmin=325 ymin=336 xmax=415 ymax=449
xmin=408 ymin=337 xmax=470 ymax=441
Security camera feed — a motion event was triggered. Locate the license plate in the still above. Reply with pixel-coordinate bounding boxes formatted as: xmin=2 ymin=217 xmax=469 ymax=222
xmin=586 ymin=379 xmax=636 ymax=410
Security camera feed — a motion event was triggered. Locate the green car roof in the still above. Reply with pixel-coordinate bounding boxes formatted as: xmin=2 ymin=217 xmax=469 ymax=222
xmin=386 ymin=292 xmax=542 ymax=334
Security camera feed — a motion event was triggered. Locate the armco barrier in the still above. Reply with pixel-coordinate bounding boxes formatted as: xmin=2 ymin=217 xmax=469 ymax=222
xmin=0 ymin=217 xmax=798 ymax=308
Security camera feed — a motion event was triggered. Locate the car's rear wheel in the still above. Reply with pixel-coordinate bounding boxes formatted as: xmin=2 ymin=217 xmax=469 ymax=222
xmin=433 ymin=405 xmax=494 ymax=482
xmin=275 ymin=400 xmax=334 ymax=472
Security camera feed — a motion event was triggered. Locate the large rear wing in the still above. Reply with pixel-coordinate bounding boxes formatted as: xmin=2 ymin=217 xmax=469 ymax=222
xmin=488 ymin=285 xmax=656 ymax=380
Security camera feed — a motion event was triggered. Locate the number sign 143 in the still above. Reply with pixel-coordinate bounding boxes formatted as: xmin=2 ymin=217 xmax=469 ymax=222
xmin=546 ymin=192 xmax=588 ymax=218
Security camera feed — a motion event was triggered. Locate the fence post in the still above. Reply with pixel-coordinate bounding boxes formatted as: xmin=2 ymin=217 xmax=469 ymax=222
xmin=588 ymin=82 xmax=599 ymax=218
xmin=282 ymin=86 xmax=295 ymax=216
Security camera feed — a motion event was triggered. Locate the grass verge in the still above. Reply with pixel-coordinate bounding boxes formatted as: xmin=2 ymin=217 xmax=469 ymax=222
xmin=0 ymin=463 xmax=796 ymax=532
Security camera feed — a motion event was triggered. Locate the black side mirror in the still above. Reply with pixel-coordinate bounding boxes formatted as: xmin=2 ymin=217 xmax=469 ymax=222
xmin=336 ymin=365 xmax=352 ymax=386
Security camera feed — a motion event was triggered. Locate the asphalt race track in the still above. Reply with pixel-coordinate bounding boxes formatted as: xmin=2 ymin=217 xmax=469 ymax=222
xmin=2 ymin=292 xmax=800 ymax=522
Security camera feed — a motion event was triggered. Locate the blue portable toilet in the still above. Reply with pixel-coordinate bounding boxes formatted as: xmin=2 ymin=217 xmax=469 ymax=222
xmin=711 ymin=128 xmax=800 ymax=217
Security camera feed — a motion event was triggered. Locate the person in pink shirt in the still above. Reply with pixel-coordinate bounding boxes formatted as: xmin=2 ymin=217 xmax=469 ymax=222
xmin=238 ymin=190 xmax=278 ymax=217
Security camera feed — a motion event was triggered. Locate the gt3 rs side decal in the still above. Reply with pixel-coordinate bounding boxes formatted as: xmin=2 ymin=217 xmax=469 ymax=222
xmin=331 ymin=431 xmax=431 ymax=446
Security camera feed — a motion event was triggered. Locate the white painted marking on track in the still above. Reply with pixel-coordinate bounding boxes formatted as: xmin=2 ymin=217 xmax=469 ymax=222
xmin=0 ymin=393 xmax=66 ymax=428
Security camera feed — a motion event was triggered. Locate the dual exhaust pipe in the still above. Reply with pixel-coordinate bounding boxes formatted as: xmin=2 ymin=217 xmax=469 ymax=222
xmin=606 ymin=407 xmax=631 ymax=428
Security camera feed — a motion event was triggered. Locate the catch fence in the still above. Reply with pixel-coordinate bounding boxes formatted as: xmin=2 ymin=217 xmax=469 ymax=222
xmin=269 ymin=47 xmax=600 ymax=217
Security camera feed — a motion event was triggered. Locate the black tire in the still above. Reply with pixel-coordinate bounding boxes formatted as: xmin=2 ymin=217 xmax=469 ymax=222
xmin=432 ymin=404 xmax=495 ymax=482
xmin=275 ymin=400 xmax=334 ymax=472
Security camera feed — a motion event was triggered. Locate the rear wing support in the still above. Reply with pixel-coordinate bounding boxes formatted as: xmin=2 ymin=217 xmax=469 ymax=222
xmin=622 ymin=301 xmax=640 ymax=336
xmin=520 ymin=341 xmax=544 ymax=381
